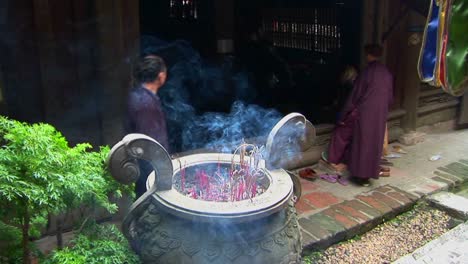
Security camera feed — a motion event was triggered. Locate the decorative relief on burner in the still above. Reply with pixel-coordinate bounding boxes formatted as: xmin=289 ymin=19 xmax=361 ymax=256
xmin=242 ymin=242 xmax=260 ymax=256
xmin=223 ymin=243 xmax=242 ymax=261
xmin=126 ymin=198 xmax=302 ymax=263
xmin=260 ymin=237 xmax=275 ymax=252
xmin=155 ymin=230 xmax=181 ymax=250
xmin=128 ymin=146 xmax=144 ymax=158
xmin=274 ymin=233 xmax=288 ymax=245
xmin=145 ymin=243 xmax=165 ymax=258
xmin=182 ymin=238 xmax=201 ymax=257
xmin=121 ymin=159 xmax=140 ymax=182
xmin=203 ymin=245 xmax=222 ymax=262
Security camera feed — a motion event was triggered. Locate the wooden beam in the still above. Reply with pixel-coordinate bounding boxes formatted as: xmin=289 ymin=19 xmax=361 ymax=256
xmin=400 ymin=11 xmax=425 ymax=131
xmin=458 ymin=94 xmax=468 ymax=128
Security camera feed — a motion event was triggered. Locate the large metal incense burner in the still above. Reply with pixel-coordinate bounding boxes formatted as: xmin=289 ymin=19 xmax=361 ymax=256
xmin=107 ymin=113 xmax=315 ymax=264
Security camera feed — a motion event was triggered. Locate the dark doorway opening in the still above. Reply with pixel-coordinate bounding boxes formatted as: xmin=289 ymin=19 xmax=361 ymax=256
xmin=234 ymin=0 xmax=362 ymax=124
xmin=139 ymin=0 xmax=363 ymax=153
xmin=139 ymin=0 xmax=216 ymax=61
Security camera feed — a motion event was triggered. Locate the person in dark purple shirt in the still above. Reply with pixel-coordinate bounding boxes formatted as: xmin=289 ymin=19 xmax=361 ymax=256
xmin=125 ymin=55 xmax=169 ymax=197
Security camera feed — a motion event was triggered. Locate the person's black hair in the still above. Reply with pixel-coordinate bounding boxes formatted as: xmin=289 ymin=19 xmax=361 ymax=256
xmin=364 ymin=43 xmax=383 ymax=58
xmin=133 ymin=55 xmax=167 ymax=84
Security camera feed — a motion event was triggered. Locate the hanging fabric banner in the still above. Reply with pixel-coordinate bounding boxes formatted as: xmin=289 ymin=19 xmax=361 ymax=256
xmin=433 ymin=0 xmax=449 ymax=88
xmin=444 ymin=0 xmax=468 ymax=96
xmin=417 ymin=0 xmax=441 ymax=83
xmin=419 ymin=0 xmax=468 ymax=96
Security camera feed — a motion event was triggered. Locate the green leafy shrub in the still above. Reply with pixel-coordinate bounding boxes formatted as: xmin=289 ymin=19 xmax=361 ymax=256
xmin=45 ymin=221 xmax=140 ymax=264
xmin=0 ymin=220 xmax=22 ymax=263
xmin=0 ymin=221 xmax=43 ymax=264
xmin=0 ymin=116 xmax=134 ymax=263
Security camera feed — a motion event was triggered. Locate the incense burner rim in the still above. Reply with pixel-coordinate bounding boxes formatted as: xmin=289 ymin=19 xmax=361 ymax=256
xmin=146 ymin=153 xmax=293 ymax=222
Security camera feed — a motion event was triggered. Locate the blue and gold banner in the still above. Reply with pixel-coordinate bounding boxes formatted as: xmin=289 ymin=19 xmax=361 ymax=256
xmin=418 ymin=0 xmax=441 ymax=83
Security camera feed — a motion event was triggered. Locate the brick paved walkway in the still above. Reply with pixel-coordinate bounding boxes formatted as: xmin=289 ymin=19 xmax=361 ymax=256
xmin=292 ymin=127 xmax=468 ymax=251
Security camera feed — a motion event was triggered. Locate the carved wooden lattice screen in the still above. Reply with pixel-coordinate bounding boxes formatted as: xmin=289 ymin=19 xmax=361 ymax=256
xmin=170 ymin=0 xmax=198 ymax=19
xmin=262 ymin=7 xmax=341 ymax=54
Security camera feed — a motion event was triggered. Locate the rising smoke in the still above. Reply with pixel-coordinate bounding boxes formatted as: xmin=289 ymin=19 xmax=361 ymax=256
xmin=141 ymin=35 xmax=282 ymax=153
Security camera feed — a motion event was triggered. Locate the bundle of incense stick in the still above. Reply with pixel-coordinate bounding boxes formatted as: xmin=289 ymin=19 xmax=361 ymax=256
xmin=176 ymin=143 xmax=266 ymax=202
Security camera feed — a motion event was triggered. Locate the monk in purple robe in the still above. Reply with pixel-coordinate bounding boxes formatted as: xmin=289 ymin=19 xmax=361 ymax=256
xmin=327 ymin=44 xmax=393 ymax=186
xmin=125 ymin=55 xmax=169 ymax=197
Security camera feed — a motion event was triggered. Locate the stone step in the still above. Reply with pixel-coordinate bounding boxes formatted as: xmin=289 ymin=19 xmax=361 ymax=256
xmin=392 ymin=221 xmax=468 ymax=264
xmin=426 ymin=191 xmax=468 ymax=221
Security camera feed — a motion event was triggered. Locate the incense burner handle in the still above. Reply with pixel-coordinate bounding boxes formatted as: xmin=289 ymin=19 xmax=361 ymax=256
xmin=285 ymin=170 xmax=302 ymax=203
xmin=265 ymin=112 xmax=316 ymax=170
xmin=107 ymin=134 xmax=173 ymax=243
xmin=107 ymin=133 xmax=173 ymax=192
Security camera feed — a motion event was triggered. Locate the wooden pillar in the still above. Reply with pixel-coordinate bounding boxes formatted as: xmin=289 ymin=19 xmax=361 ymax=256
xmin=384 ymin=0 xmax=407 ymax=110
xmin=401 ymin=11 xmax=425 ymax=131
xmin=214 ymin=0 xmax=235 ymax=54
xmin=95 ymin=0 xmax=140 ymax=146
xmin=0 ymin=67 xmax=5 ymax=114
xmin=0 ymin=1 xmax=6 ymax=113
xmin=458 ymin=94 xmax=468 ymax=128
xmin=0 ymin=0 xmax=139 ymax=146
xmin=360 ymin=0 xmax=390 ymax=61
xmin=359 ymin=0 xmax=371 ymax=68
xmin=32 ymin=0 xmax=64 ymax=123
xmin=32 ymin=0 xmax=104 ymax=145
xmin=0 ymin=0 xmax=44 ymax=122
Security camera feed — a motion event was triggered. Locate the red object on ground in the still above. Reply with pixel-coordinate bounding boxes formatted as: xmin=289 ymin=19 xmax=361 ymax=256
xmin=299 ymin=168 xmax=317 ymax=180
